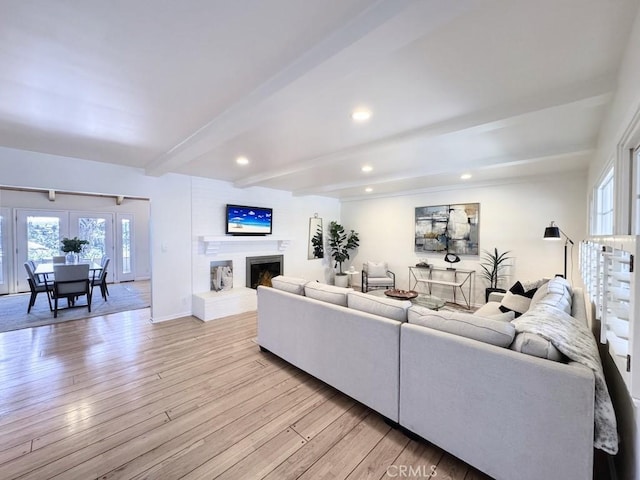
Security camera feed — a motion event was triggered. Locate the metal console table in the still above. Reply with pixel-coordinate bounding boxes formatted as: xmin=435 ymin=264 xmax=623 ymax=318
xmin=409 ymin=265 xmax=475 ymax=309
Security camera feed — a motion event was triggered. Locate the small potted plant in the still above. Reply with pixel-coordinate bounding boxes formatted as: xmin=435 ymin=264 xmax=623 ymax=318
xmin=479 ymin=247 xmax=511 ymax=302
xmin=328 ymin=221 xmax=359 ymax=287
xmin=61 ymin=237 xmax=89 ymax=264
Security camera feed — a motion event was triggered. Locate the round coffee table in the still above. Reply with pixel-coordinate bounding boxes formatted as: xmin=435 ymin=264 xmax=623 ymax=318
xmin=367 ymin=289 xmax=446 ymax=311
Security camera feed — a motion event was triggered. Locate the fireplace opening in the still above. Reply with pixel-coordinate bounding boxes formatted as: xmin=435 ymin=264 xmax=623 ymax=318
xmin=246 ymin=255 xmax=283 ymax=289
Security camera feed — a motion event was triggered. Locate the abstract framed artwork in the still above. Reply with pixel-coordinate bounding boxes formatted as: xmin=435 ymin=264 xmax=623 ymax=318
xmin=414 ymin=203 xmax=479 ymax=255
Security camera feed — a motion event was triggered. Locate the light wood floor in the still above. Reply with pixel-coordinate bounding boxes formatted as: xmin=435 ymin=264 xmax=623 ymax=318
xmin=0 ymin=308 xmax=493 ymax=480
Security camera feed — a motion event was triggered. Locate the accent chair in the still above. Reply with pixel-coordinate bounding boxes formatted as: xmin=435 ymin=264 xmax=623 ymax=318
xmin=361 ymin=261 xmax=395 ymax=293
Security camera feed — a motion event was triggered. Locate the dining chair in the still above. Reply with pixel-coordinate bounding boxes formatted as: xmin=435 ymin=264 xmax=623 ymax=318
xmin=24 ymin=262 xmax=53 ymax=313
xmin=91 ymin=258 xmax=110 ymax=301
xmin=52 ymin=255 xmax=66 ymax=264
xmin=48 ymin=264 xmax=91 ymax=318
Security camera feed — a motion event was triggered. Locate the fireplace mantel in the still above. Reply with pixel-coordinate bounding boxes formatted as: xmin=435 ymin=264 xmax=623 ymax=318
xmin=200 ymin=235 xmax=291 ymax=255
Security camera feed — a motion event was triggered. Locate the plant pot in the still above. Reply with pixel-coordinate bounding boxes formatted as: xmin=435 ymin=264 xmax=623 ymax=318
xmin=65 ymin=252 xmax=79 ymax=264
xmin=485 ymin=287 xmax=506 ymax=303
xmin=334 ymin=274 xmax=349 ymax=288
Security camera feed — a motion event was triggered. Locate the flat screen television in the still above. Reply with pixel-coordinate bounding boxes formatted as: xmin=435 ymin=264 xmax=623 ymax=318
xmin=225 ymin=204 xmax=273 ymax=236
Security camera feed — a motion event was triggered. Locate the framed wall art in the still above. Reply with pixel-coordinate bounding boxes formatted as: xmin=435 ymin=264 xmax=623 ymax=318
xmin=414 ymin=203 xmax=479 ymax=255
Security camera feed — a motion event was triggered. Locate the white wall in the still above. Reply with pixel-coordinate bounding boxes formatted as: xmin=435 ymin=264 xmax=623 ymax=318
xmin=0 ymin=146 xmax=192 ymax=322
xmin=591 ymin=7 xmax=640 ymax=228
xmin=587 ymin=7 xmax=640 ymax=480
xmin=341 ymin=173 xmax=587 ymax=305
xmin=191 ymin=176 xmax=340 ymax=292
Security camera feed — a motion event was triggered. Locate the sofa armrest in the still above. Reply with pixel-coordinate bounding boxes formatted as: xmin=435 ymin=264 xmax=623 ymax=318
xmin=399 ymin=323 xmax=594 ymax=480
xmin=258 ymin=286 xmax=401 ymax=421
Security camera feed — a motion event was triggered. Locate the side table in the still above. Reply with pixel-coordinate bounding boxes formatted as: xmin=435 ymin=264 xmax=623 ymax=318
xmin=345 ymin=270 xmax=360 ymax=288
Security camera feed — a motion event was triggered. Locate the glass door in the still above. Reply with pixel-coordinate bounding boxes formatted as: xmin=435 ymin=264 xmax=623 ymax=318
xmin=0 ymin=208 xmax=10 ymax=294
xmin=116 ymin=214 xmax=135 ymax=282
xmin=15 ymin=209 xmax=69 ymax=292
xmin=69 ymin=212 xmax=114 ymax=264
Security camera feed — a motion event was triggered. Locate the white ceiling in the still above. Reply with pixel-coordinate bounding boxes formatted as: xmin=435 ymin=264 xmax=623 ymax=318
xmin=1 ymin=0 xmax=637 ymax=198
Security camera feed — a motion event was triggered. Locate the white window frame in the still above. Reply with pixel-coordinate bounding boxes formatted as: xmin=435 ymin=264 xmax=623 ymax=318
xmin=593 ymin=166 xmax=615 ymax=235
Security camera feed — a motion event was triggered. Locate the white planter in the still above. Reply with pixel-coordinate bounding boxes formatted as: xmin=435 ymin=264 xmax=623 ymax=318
xmin=334 ymin=274 xmax=349 ymax=287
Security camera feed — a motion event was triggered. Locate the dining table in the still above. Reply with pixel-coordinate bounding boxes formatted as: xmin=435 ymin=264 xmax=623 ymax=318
xmin=34 ymin=261 xmax=103 ymax=280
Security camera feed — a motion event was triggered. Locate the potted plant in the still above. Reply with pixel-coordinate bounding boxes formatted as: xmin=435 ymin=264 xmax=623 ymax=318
xmin=61 ymin=237 xmax=89 ymax=264
xmin=328 ymin=221 xmax=359 ymax=287
xmin=479 ymin=247 xmax=511 ymax=302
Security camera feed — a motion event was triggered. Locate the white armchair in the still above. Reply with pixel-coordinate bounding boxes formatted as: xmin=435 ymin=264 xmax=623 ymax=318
xmin=362 ymin=261 xmax=395 ymax=293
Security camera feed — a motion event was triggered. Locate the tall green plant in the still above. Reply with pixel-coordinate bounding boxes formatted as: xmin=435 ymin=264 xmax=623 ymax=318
xmin=328 ymin=221 xmax=359 ymax=274
xmin=479 ymin=248 xmax=511 ymax=288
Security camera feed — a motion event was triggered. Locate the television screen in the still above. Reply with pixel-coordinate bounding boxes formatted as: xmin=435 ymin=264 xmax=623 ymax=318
xmin=225 ymin=204 xmax=273 ymax=235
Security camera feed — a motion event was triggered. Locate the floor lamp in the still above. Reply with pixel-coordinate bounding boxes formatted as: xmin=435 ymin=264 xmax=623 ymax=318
xmin=543 ymin=221 xmax=574 ymax=279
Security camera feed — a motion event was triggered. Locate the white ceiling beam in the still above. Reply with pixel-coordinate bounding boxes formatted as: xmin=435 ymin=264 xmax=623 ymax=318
xmin=144 ymin=0 xmax=418 ymax=177
xmin=234 ymin=75 xmax=613 ymax=189
xmin=291 ymin=145 xmax=595 ymax=196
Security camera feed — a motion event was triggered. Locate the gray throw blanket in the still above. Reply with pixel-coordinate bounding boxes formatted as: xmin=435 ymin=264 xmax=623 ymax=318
xmin=512 ymin=303 xmax=618 ymax=455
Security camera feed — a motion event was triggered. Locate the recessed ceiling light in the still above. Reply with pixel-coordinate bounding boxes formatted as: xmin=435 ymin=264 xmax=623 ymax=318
xmin=460 ymin=173 xmax=472 ymax=180
xmin=361 ymin=165 xmax=373 ymax=173
xmin=236 ymin=156 xmax=249 ymax=165
xmin=365 ymin=187 xmax=373 ymax=193
xmin=351 ymin=109 xmax=372 ymax=122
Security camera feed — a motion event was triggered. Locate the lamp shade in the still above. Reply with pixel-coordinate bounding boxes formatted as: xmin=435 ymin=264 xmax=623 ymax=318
xmin=544 ymin=225 xmax=561 ymax=239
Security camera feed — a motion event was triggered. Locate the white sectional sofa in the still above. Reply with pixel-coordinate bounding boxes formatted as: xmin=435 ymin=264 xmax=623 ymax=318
xmin=257 ymin=276 xmax=605 ymax=480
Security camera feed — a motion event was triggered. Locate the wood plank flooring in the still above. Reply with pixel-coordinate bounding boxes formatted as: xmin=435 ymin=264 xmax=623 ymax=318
xmin=0 ymin=308 xmax=493 ymax=479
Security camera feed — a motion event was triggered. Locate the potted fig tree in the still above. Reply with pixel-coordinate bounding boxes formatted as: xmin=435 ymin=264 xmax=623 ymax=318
xmin=328 ymin=221 xmax=359 ymax=287
xmin=479 ymin=247 xmax=511 ymax=302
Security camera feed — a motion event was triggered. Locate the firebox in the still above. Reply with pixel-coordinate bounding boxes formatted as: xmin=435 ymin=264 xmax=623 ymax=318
xmin=246 ymin=255 xmax=283 ymax=289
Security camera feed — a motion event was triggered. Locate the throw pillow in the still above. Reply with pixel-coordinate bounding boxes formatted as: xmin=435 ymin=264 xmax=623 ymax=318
xmin=487 ymin=310 xmax=516 ymax=322
xmin=367 ymin=261 xmax=388 ymax=278
xmin=531 ymin=278 xmax=572 ymax=314
xmin=499 ymin=281 xmax=537 ymax=318
xmin=408 ymin=311 xmax=516 ymax=347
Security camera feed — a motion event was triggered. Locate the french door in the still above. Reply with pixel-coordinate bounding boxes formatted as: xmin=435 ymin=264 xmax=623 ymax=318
xmin=0 ymin=208 xmax=10 ymax=295
xmin=15 ymin=209 xmax=69 ymax=292
xmin=14 ymin=209 xmax=136 ymax=292
xmin=117 ymin=213 xmax=135 ymax=282
xmin=69 ymin=212 xmax=114 ymax=263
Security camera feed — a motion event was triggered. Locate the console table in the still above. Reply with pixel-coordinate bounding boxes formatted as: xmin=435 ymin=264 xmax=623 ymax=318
xmin=409 ymin=265 xmax=475 ymax=309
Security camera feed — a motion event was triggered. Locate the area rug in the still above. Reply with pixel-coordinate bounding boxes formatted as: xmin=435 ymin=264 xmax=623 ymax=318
xmin=0 ymin=281 xmax=150 ymax=333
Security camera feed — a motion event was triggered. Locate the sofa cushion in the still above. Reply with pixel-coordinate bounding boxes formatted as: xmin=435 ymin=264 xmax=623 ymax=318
xmin=271 ymin=275 xmax=308 ymax=295
xmin=367 ymin=261 xmax=388 ymax=278
xmin=304 ymin=281 xmax=352 ymax=306
xmin=407 ymin=304 xmax=435 ymax=322
xmin=348 ymin=292 xmax=411 ymax=322
xmin=531 ymin=277 xmax=572 ymax=314
xmin=510 ymin=332 xmax=564 ymax=361
xmin=409 ymin=311 xmax=516 ymax=347
xmin=499 ymin=281 xmax=538 ymax=317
